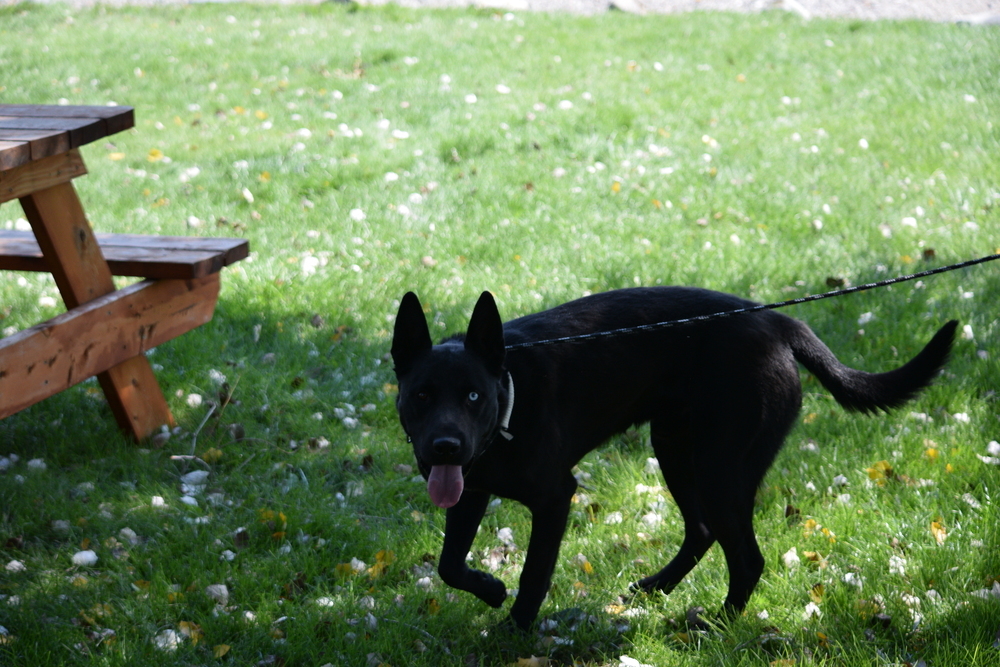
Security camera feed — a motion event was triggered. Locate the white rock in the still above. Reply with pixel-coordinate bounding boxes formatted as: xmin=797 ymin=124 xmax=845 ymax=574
xmin=71 ymin=550 xmax=98 ymax=566
xmin=153 ymin=628 xmax=181 ymax=651
xmin=5 ymin=560 xmax=26 ymax=573
xmin=782 ymin=547 xmax=800 ymax=569
xmin=119 ymin=527 xmax=140 ymax=545
xmin=26 ymin=458 xmax=46 ymax=471
xmin=180 ymin=470 xmax=210 ymax=485
xmin=205 ymin=584 xmax=229 ymax=606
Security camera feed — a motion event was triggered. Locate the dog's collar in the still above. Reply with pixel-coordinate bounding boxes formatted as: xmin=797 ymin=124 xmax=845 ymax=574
xmin=499 ymin=372 xmax=514 ymax=441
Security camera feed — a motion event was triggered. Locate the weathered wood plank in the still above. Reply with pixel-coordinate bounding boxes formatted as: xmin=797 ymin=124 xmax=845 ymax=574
xmin=0 ymin=116 xmax=106 ymax=150
xmin=0 ymin=105 xmax=134 ymax=168
xmin=0 ymin=104 xmax=134 ymax=131
xmin=0 ymin=141 xmax=31 ymax=171
xmin=0 ymin=149 xmax=87 ymax=204
xmin=0 ymin=231 xmax=250 ymax=279
xmin=0 ymin=128 xmax=70 ymax=162
xmin=0 ymin=274 xmax=219 ymax=421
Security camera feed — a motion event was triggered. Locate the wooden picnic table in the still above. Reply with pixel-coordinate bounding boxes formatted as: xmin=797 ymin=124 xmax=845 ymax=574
xmin=0 ymin=104 xmax=248 ymax=441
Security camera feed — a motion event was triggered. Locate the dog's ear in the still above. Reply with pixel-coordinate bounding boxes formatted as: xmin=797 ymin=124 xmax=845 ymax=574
xmin=391 ymin=292 xmax=432 ymax=375
xmin=465 ymin=291 xmax=505 ymax=376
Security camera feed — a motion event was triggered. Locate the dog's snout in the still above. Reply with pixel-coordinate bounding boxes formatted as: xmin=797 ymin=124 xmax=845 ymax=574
xmin=432 ymin=437 xmax=462 ymax=458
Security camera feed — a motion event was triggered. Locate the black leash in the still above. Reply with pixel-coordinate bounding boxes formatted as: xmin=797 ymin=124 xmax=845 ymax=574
xmin=505 ymin=251 xmax=1000 ymax=351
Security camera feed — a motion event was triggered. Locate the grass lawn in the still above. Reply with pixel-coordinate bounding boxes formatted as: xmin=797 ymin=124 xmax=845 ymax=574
xmin=1 ymin=2 xmax=999 ymax=664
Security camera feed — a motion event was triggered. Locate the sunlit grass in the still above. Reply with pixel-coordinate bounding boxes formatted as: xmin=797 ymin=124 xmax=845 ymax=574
xmin=0 ymin=2 xmax=998 ymax=665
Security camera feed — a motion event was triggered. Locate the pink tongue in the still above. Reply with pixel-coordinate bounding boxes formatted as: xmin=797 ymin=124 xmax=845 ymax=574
xmin=427 ymin=465 xmax=464 ymax=508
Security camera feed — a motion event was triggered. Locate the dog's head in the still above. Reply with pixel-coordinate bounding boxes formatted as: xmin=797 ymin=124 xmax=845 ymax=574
xmin=391 ymin=291 xmax=507 ymax=508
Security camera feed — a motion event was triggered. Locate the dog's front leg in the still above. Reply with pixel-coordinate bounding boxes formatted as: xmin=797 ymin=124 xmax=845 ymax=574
xmin=438 ymin=489 xmax=507 ymax=608
xmin=508 ymin=476 xmax=577 ymax=630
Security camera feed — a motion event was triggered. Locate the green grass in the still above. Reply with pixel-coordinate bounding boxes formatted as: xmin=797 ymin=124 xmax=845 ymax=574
xmin=1 ymin=2 xmax=999 ymax=665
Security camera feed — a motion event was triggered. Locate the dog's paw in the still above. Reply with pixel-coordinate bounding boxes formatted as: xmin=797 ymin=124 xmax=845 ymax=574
xmin=470 ymin=572 xmax=507 ymax=608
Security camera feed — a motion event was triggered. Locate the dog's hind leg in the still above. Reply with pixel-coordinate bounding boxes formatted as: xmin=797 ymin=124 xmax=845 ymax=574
xmin=508 ymin=471 xmax=578 ymax=630
xmin=439 ymin=489 xmax=507 ymax=608
xmin=703 ymin=481 xmax=764 ymax=615
xmin=633 ymin=429 xmax=715 ymax=595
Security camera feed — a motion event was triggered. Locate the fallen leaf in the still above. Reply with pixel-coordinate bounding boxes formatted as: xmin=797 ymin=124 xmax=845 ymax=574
xmin=930 ymin=520 xmax=947 ymax=545
xmin=201 ymin=448 xmax=224 ymax=464
xmin=866 ymin=460 xmax=894 ymax=485
xmin=809 ymin=583 xmax=825 ymax=604
xmin=179 ymin=621 xmax=203 ymax=646
xmin=513 ymin=657 xmax=549 ymax=667
xmin=214 ymin=644 xmax=231 ymax=658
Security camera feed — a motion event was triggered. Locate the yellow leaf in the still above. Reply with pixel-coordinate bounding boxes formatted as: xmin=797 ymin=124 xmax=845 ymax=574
xmin=255 ymin=110 xmax=268 ymax=120
xmin=270 ymin=628 xmax=284 ymax=639
xmin=604 ymin=604 xmax=626 ymax=615
xmin=179 ymin=621 xmax=204 ymax=645
xmin=201 ymin=448 xmax=223 ymax=463
xmin=259 ymin=171 xmax=271 ymax=182
xmin=335 ymin=563 xmax=355 ymax=577
xmin=213 ymin=644 xmax=231 ymax=658
xmin=673 ymin=632 xmax=690 ymax=644
xmin=71 ymin=575 xmax=89 ymax=587
xmin=514 ymin=657 xmax=549 ymax=667
xmin=147 ymin=148 xmax=164 ymax=162
xmin=233 ymin=106 xmax=246 ymax=115
xmin=80 ymin=537 xmax=91 ymax=550
xmin=809 ymin=583 xmax=825 ymax=603
xmin=803 ymin=412 xmax=817 ymax=424
xmin=946 ymin=463 xmax=955 ymax=473
xmin=132 ymin=580 xmax=150 ymax=591
xmin=866 ymin=460 xmax=894 ymax=486
xmin=924 ymin=448 xmax=939 ymax=461
xmin=410 ymin=510 xmax=424 ymax=522
xmin=611 ymin=181 xmax=621 ymax=193
xmin=108 ymin=152 xmax=125 ymax=161
xmin=931 ymin=520 xmax=947 ymax=545
xmin=736 ymin=73 xmax=746 ymax=83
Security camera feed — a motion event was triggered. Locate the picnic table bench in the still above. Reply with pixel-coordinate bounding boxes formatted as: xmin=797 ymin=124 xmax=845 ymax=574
xmin=0 ymin=104 xmax=248 ymax=441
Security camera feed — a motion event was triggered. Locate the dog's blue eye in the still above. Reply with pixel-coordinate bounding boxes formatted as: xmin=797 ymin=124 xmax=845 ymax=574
xmin=468 ymin=392 xmax=479 ymax=402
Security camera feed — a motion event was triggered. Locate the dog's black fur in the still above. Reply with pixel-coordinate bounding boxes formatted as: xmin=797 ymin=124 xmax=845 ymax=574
xmin=391 ymin=287 xmax=957 ymax=630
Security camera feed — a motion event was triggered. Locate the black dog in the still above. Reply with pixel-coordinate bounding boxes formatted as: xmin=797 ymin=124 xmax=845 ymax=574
xmin=391 ymin=287 xmax=957 ymax=630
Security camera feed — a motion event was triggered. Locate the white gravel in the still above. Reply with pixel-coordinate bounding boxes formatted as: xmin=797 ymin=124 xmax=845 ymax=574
xmin=7 ymin=0 xmax=999 ymax=22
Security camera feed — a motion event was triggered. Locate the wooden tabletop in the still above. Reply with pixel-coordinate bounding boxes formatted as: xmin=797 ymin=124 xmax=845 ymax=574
xmin=0 ymin=104 xmax=135 ymax=172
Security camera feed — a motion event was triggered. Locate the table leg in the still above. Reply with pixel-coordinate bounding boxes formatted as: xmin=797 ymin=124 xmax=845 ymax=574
xmin=18 ymin=179 xmax=175 ymax=440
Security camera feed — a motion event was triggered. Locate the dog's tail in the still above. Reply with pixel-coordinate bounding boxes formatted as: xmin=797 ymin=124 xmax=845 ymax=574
xmin=786 ymin=318 xmax=958 ymax=413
